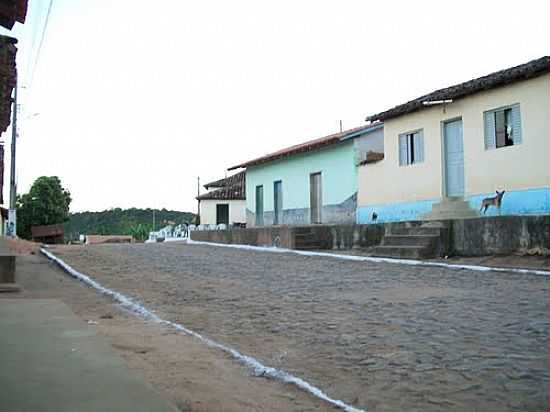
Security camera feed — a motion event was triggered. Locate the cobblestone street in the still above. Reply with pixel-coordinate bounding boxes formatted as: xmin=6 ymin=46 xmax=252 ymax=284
xmin=53 ymin=243 xmax=550 ymax=412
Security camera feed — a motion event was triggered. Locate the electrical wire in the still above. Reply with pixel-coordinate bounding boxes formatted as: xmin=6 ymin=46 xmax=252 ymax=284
xmin=27 ymin=0 xmax=54 ymax=93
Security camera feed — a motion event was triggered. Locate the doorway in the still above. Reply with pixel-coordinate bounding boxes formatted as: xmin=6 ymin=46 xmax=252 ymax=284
xmin=255 ymin=185 xmax=264 ymax=226
xmin=273 ymin=181 xmax=282 ymax=225
xmin=443 ymin=119 xmax=465 ymax=197
xmin=309 ymin=172 xmax=322 ymax=224
xmin=216 ymin=204 xmax=229 ymax=225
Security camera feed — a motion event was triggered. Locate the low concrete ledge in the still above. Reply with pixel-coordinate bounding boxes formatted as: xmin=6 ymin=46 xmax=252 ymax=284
xmin=0 ymin=255 xmax=16 ymax=283
xmin=190 ymin=223 xmax=385 ymax=250
xmin=190 ymin=226 xmax=296 ymax=249
xmin=190 ymin=215 xmax=550 ymax=257
xmin=451 ymin=215 xmax=550 ymax=256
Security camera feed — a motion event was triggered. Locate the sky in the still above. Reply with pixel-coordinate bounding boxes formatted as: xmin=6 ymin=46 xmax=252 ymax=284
xmin=1 ymin=0 xmax=549 ymax=213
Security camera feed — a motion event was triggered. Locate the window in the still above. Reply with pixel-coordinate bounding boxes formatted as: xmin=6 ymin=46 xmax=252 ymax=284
xmin=484 ymin=104 xmax=522 ymax=149
xmin=398 ymin=130 xmax=424 ymax=166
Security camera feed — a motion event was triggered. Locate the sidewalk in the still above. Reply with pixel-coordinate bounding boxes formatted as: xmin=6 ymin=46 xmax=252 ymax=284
xmin=319 ymin=247 xmax=550 ymax=272
xmin=0 ymin=298 xmax=175 ymax=412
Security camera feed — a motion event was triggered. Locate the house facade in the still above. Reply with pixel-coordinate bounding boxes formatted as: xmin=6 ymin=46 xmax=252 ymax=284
xmin=197 ymin=171 xmax=246 ymax=226
xmin=229 ymin=124 xmax=383 ymax=227
xmin=357 ymin=56 xmax=550 ymax=223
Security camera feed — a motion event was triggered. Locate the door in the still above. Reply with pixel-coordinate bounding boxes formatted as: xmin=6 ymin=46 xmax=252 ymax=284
xmin=444 ymin=119 xmax=465 ymax=197
xmin=309 ymin=172 xmax=322 ymax=224
xmin=273 ymin=181 xmax=282 ymax=225
xmin=216 ymin=204 xmax=229 ymax=225
xmin=255 ymin=185 xmax=264 ymax=226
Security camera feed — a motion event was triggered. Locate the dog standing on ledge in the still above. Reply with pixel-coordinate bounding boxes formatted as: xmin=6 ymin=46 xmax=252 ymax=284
xmin=480 ymin=190 xmax=506 ymax=214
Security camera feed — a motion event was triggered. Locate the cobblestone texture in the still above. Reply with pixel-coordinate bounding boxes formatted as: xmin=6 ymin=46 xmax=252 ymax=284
xmin=54 ymin=243 xmax=550 ymax=412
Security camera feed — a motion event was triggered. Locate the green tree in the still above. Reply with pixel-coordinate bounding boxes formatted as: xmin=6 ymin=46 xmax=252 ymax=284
xmin=17 ymin=176 xmax=72 ymax=239
xmin=128 ymin=223 xmax=151 ymax=242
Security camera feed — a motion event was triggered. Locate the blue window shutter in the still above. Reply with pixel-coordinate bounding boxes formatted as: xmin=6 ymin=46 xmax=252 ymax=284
xmin=511 ymin=104 xmax=522 ymax=144
xmin=414 ymin=131 xmax=424 ymax=163
xmin=398 ymin=134 xmax=407 ymax=165
xmin=484 ymin=111 xmax=496 ymax=150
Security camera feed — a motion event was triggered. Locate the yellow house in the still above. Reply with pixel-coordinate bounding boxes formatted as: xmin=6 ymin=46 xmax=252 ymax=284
xmin=358 ymin=56 xmax=550 ymax=223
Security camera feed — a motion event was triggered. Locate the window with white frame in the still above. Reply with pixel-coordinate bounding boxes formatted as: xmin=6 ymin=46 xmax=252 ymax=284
xmin=484 ymin=104 xmax=522 ymax=149
xmin=398 ymin=130 xmax=424 ymax=166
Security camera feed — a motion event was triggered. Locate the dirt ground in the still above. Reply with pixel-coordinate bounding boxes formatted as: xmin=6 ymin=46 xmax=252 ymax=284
xmin=45 ymin=242 xmax=550 ymax=412
xmin=4 ymin=252 xmax=334 ymax=412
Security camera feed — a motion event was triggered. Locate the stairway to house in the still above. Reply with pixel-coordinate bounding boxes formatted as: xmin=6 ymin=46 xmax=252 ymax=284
xmin=371 ymin=222 xmax=449 ymax=259
xmin=293 ymin=227 xmax=324 ymax=250
xmin=421 ymin=197 xmax=479 ymax=220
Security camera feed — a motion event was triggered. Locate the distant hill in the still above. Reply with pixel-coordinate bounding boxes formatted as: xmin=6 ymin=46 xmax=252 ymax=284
xmin=65 ymin=208 xmax=196 ymax=240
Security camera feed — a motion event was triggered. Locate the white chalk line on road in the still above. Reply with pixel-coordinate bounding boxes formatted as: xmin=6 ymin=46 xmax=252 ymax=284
xmin=40 ymin=248 xmax=364 ymax=412
xmin=186 ymin=239 xmax=550 ymax=277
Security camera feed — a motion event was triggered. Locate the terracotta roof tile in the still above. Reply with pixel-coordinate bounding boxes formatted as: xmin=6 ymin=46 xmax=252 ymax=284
xmin=0 ymin=0 xmax=28 ymax=29
xmin=228 ymin=123 xmax=381 ymax=170
xmin=204 ymin=171 xmax=245 ymax=189
xmin=197 ymin=183 xmax=245 ymax=201
xmin=367 ymin=56 xmax=550 ymax=122
xmin=0 ymin=35 xmax=17 ymax=133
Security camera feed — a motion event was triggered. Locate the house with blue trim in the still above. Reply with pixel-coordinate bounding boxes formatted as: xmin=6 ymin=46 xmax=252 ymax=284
xmin=357 ymin=56 xmax=550 ymax=223
xmin=228 ymin=124 xmax=383 ymax=226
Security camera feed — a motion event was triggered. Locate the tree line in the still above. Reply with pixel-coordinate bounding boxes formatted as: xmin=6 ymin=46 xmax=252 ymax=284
xmin=65 ymin=208 xmax=195 ymax=241
xmin=16 ymin=176 xmax=195 ymax=242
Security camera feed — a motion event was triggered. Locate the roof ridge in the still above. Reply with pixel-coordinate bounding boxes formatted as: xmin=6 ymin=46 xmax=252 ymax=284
xmin=367 ymin=56 xmax=550 ymax=122
xmin=228 ymin=123 xmax=380 ymax=170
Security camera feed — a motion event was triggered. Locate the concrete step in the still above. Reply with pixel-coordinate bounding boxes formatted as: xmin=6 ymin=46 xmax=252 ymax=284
xmin=424 ymin=212 xmax=479 ymax=220
xmin=294 ymin=233 xmax=315 ymax=239
xmin=382 ymin=234 xmax=439 ymax=247
xmin=294 ymin=244 xmax=323 ymax=251
xmin=389 ymin=227 xmax=442 ymax=236
xmin=431 ymin=200 xmax=473 ymax=212
xmin=0 ymin=283 xmax=21 ymax=293
xmin=371 ymin=245 xmax=435 ymax=259
xmin=294 ymin=230 xmax=323 ymax=250
xmin=422 ymin=198 xmax=479 ymax=221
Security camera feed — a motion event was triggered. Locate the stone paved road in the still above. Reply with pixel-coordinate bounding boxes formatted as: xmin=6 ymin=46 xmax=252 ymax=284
xmin=53 ymin=243 xmax=550 ymax=412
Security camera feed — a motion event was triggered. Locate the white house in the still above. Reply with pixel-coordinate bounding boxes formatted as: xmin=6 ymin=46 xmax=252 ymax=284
xmin=358 ymin=56 xmax=550 ymax=223
xmin=197 ymin=171 xmax=246 ymax=226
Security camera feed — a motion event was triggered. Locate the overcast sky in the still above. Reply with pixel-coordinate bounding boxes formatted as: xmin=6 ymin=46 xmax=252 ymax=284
xmin=2 ymin=0 xmax=549 ymax=213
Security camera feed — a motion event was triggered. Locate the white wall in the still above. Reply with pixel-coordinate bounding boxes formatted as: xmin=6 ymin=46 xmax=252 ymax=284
xmin=359 ymin=73 xmax=550 ymax=207
xmin=199 ymin=199 xmax=246 ymax=225
xmin=354 ymin=127 xmax=384 ymax=159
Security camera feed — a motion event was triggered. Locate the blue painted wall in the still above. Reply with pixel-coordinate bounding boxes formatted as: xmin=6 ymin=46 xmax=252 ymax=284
xmin=357 ymin=186 xmax=550 ymax=223
xmin=468 ymin=187 xmax=550 ymax=217
xmin=357 ymin=198 xmax=437 ymax=224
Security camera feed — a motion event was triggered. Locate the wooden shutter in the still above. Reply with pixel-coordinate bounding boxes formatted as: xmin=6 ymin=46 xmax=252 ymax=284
xmin=413 ymin=131 xmax=424 ymax=163
xmin=511 ymin=104 xmax=522 ymax=144
xmin=484 ymin=111 xmax=496 ymax=150
xmin=398 ymin=134 xmax=408 ymax=165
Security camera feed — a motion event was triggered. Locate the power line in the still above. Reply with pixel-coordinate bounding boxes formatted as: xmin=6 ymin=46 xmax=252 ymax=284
xmin=27 ymin=0 xmax=54 ymax=93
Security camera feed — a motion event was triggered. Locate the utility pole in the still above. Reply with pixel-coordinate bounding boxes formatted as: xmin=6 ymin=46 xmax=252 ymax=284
xmin=339 ymin=120 xmax=343 ymax=133
xmin=197 ymin=176 xmax=200 ymax=225
xmin=152 ymin=209 xmax=155 ymax=232
xmin=8 ymin=83 xmax=17 ymax=236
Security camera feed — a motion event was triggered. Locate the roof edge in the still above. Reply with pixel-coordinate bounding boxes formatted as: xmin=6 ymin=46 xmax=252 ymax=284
xmin=228 ymin=123 xmax=381 ymax=171
xmin=366 ymin=56 xmax=550 ymax=122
